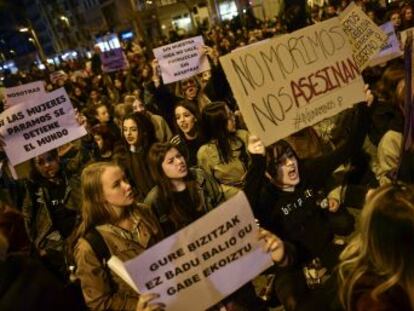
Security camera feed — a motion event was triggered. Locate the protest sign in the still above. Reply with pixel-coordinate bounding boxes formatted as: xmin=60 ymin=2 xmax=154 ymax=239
xmin=220 ymin=17 xmax=366 ymax=146
xmin=339 ymin=2 xmax=388 ymax=70
xmin=0 ymin=88 xmax=87 ymax=166
xmin=369 ymin=22 xmax=403 ymax=67
xmin=5 ymin=81 xmax=46 ymax=107
xmin=101 ymin=48 xmax=128 ymax=73
xmin=153 ymin=36 xmax=210 ymax=84
xmin=400 ymin=27 xmax=414 ymax=50
xmin=49 ymin=70 xmax=67 ymax=84
xmin=124 ymin=192 xmax=273 ymax=311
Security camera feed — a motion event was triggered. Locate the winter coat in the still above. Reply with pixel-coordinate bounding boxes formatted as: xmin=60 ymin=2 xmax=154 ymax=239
xmin=74 ymin=205 xmax=162 ymax=311
xmin=144 ymin=167 xmax=224 ymax=235
xmin=22 ymin=173 xmax=81 ymax=253
xmin=197 ymin=129 xmax=250 ymax=198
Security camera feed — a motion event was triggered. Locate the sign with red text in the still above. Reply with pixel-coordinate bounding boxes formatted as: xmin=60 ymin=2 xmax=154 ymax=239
xmin=0 ymin=88 xmax=87 ymax=165
xmin=339 ymin=2 xmax=388 ymax=70
xmin=5 ymin=81 xmax=46 ymax=107
xmin=220 ymin=17 xmax=366 ymax=146
xmin=124 ymin=192 xmax=273 ymax=311
xmin=153 ymin=36 xmax=210 ymax=84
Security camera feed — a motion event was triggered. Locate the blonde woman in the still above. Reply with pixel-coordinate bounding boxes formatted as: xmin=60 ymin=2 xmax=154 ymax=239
xmin=73 ymin=162 xmax=164 ymax=311
xmin=338 ymin=183 xmax=414 ymax=310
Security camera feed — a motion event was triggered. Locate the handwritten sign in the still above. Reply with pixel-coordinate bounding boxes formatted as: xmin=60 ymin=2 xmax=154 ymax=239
xmin=369 ymin=22 xmax=403 ymax=67
xmin=220 ymin=17 xmax=366 ymax=146
xmin=400 ymin=27 xmax=414 ymax=50
xmin=125 ymin=192 xmax=273 ymax=311
xmin=153 ymin=36 xmax=210 ymax=84
xmin=339 ymin=2 xmax=388 ymax=70
xmin=101 ymin=48 xmax=128 ymax=73
xmin=0 ymin=88 xmax=87 ymax=165
xmin=5 ymin=81 xmax=46 ymax=107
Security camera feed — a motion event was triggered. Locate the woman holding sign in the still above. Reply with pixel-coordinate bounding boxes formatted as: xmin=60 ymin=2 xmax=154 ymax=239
xmin=145 ymin=139 xmax=290 ymax=310
xmin=73 ymin=162 xmax=165 ymax=311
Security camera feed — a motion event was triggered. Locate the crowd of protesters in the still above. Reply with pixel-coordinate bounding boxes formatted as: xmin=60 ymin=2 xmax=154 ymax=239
xmin=1 ymin=0 xmax=414 ymax=310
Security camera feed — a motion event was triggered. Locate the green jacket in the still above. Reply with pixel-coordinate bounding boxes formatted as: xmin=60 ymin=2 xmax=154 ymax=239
xmin=197 ymin=129 xmax=250 ymax=199
xmin=144 ymin=167 xmax=224 ymax=229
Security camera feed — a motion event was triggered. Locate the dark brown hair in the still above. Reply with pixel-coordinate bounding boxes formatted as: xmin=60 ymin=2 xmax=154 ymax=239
xmin=148 ymin=142 xmax=202 ymax=230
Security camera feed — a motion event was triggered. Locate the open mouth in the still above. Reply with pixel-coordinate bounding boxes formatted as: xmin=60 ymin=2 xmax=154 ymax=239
xmin=288 ymin=167 xmax=297 ymax=179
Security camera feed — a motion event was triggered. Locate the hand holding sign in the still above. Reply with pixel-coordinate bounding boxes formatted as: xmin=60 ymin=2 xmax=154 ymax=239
xmin=259 ymin=228 xmax=287 ymax=266
xmin=247 ymin=135 xmax=265 ymax=156
xmin=364 ymin=84 xmax=374 ymax=107
xmin=136 ymin=293 xmax=165 ymax=311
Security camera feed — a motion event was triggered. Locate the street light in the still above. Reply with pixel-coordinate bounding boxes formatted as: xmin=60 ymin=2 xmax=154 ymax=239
xmin=19 ymin=25 xmax=46 ymax=62
xmin=59 ymin=15 xmax=70 ymax=27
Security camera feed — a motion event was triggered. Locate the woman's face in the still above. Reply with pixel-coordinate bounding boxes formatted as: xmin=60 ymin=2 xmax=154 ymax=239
xmin=225 ymin=105 xmax=236 ymax=133
xmin=182 ymin=79 xmax=198 ymax=100
xmin=274 ymin=148 xmax=300 ymax=190
xmin=123 ymin=118 xmax=139 ymax=146
xmin=405 ymin=8 xmax=413 ymax=21
xmin=101 ymin=166 xmax=134 ymax=209
xmin=34 ymin=152 xmax=60 ymax=180
xmin=175 ymin=106 xmax=196 ymax=136
xmin=74 ymin=87 xmax=82 ymax=96
xmin=391 ymin=13 xmax=401 ymax=28
xmin=95 ymin=106 xmax=110 ymax=123
xmin=162 ymin=148 xmax=188 ymax=180
xmin=132 ymin=99 xmax=145 ymax=112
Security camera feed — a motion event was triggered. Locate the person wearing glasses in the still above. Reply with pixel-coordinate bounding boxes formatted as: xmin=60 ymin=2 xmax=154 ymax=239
xmin=251 ymin=101 xmax=371 ymax=311
xmin=338 ymin=183 xmax=414 ymax=311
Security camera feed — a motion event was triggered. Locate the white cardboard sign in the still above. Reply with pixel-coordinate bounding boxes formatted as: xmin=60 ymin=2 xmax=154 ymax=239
xmin=125 ymin=192 xmax=273 ymax=311
xmin=4 ymin=81 xmax=46 ymax=107
xmin=339 ymin=2 xmax=388 ymax=70
xmin=153 ymin=36 xmax=210 ymax=84
xmin=0 ymin=88 xmax=87 ymax=165
xmin=369 ymin=22 xmax=403 ymax=67
xmin=220 ymin=17 xmax=366 ymax=146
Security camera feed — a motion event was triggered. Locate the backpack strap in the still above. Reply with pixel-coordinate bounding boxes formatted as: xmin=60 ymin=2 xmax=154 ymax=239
xmin=84 ymin=227 xmax=111 ymax=265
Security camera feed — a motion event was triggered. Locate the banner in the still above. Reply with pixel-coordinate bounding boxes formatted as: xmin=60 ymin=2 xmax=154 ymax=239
xmin=220 ymin=17 xmax=366 ymax=146
xmin=369 ymin=22 xmax=403 ymax=67
xmin=153 ymin=36 xmax=210 ymax=84
xmin=5 ymin=81 xmax=46 ymax=107
xmin=125 ymin=192 xmax=273 ymax=311
xmin=0 ymin=88 xmax=87 ymax=165
xmin=339 ymin=2 xmax=388 ymax=70
xmin=101 ymin=48 xmax=129 ymax=73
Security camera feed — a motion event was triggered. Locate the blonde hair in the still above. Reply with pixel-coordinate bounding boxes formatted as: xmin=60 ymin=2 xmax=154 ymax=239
xmin=338 ymin=184 xmax=414 ymax=309
xmin=77 ymin=162 xmax=131 ymax=237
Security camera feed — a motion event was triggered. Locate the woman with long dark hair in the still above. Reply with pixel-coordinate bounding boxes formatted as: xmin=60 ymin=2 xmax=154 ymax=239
xmin=145 ymin=141 xmax=292 ymax=311
xmin=171 ymin=100 xmax=204 ymax=167
xmin=145 ymin=142 xmax=223 ymax=236
xmin=115 ymin=112 xmax=157 ymax=201
xmin=197 ymin=102 xmax=250 ymax=198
